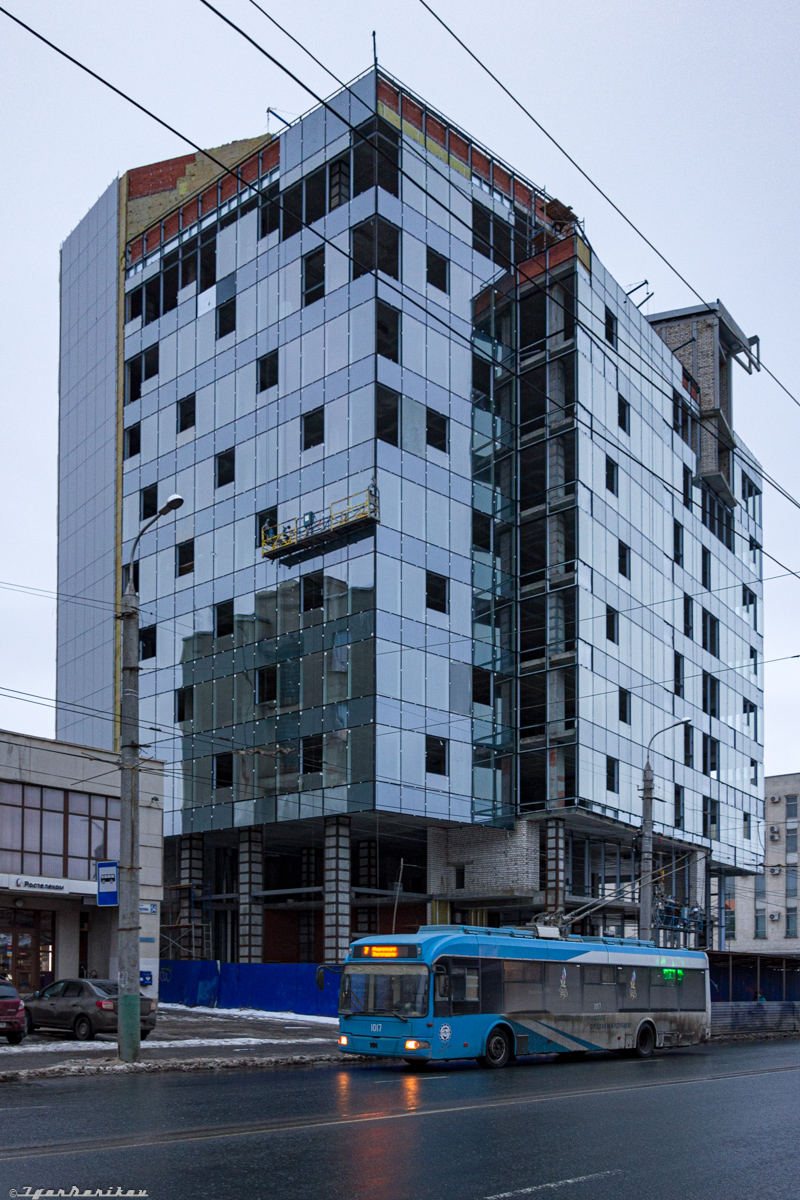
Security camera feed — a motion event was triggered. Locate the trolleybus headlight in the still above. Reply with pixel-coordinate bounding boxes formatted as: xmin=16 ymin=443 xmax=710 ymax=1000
xmin=338 ymin=1035 xmax=349 ymax=1046
xmin=404 ymin=1039 xmax=430 ymax=1051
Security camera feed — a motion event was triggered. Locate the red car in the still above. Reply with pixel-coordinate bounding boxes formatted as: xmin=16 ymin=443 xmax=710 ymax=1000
xmin=0 ymin=978 xmax=26 ymax=1044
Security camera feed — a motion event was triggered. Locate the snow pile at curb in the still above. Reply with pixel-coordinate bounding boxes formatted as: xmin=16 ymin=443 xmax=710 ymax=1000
xmin=0 ymin=1035 xmax=335 ymax=1056
xmin=157 ymin=1003 xmax=338 ymax=1026
xmin=0 ymin=1051 xmax=376 ymax=1084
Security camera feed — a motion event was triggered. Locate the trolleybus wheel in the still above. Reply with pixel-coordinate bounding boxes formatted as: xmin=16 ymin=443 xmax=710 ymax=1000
xmin=478 ymin=1026 xmax=511 ymax=1069
xmin=634 ymin=1022 xmax=656 ymax=1059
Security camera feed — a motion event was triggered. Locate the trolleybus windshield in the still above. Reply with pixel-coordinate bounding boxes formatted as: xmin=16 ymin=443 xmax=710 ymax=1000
xmin=340 ymin=962 xmax=429 ymax=1018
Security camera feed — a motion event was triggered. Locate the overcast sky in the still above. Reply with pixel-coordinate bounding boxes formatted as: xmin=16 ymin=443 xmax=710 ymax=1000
xmin=0 ymin=0 xmax=798 ymax=775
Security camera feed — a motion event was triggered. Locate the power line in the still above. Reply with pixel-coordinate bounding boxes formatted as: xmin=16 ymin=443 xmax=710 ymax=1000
xmin=416 ymin=0 xmax=800 ymax=416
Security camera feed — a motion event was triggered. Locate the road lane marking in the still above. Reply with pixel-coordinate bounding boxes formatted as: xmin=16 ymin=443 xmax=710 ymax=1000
xmin=486 ymin=1172 xmax=622 ymax=1198
xmin=3 ymin=1060 xmax=800 ymax=1161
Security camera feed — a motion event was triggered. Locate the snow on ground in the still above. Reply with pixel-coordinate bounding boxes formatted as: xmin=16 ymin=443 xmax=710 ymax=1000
xmin=157 ymin=1003 xmax=339 ymax=1025
xmin=0 ymin=1035 xmax=335 ymax=1055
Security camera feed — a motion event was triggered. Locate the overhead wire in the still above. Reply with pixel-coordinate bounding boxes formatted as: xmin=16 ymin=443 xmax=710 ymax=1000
xmin=416 ymin=0 xmax=800 ymax=416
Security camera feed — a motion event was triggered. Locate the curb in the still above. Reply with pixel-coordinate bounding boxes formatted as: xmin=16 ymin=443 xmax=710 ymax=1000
xmin=0 ymin=1051 xmax=377 ymax=1084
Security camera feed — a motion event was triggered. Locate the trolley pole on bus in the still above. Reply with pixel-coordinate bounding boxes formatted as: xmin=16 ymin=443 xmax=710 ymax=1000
xmin=118 ymin=493 xmax=183 ymax=1064
xmin=639 ymin=720 xmax=686 ymax=945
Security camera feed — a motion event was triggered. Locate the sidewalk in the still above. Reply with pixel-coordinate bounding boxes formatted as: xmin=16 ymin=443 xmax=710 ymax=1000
xmin=0 ymin=1004 xmax=340 ymax=1078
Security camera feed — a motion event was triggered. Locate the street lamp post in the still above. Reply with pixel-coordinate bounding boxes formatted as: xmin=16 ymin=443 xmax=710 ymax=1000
xmin=639 ymin=720 xmax=686 ymax=945
xmin=117 ymin=493 xmax=183 ymax=1063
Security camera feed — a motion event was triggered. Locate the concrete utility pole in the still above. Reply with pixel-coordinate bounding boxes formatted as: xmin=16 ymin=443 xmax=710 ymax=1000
xmin=640 ymin=720 xmax=686 ymax=945
xmin=118 ymin=493 xmax=183 ymax=1063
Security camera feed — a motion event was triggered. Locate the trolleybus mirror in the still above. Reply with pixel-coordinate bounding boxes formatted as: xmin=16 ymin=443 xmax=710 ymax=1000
xmin=315 ymin=965 xmax=325 ymax=991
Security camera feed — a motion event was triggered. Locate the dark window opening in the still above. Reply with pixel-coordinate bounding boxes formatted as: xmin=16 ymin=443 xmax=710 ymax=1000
xmin=281 ymin=182 xmax=303 ymax=240
xmin=702 ymin=671 xmax=719 ymax=718
xmin=199 ymin=231 xmax=216 ymax=292
xmin=177 ymin=394 xmax=195 ymax=433
xmin=304 ymin=166 xmax=327 ymax=224
xmin=684 ymin=723 xmax=694 ymax=768
xmin=301 ymin=571 xmax=324 ymax=612
xmin=123 ymin=423 xmax=141 ymax=459
xmin=139 ymin=625 xmax=156 ymax=660
xmin=454 ymin=865 xmax=465 ymax=890
xmin=215 ymin=600 xmax=234 ymax=639
xmin=176 ymin=539 xmax=194 ymax=577
xmin=351 ymin=216 xmax=400 ymax=281
xmin=702 ymin=734 xmax=719 ymax=779
xmin=674 ymin=785 xmax=684 ymax=829
xmin=425 ymin=735 xmax=448 ymax=776
xmin=215 ymin=448 xmax=235 ymax=488
xmin=302 ymin=406 xmax=325 ymax=451
xmin=673 ymin=391 xmax=694 ymax=447
xmin=125 ymin=356 xmax=143 ymax=404
xmin=618 ymin=540 xmax=631 ymax=579
xmin=180 ymin=236 xmax=199 ymax=288
xmin=472 ymin=667 xmax=492 ymax=707
xmin=426 ymin=247 xmax=449 ymax=293
xmin=301 ymin=734 xmax=324 ymax=775
xmin=702 ymin=547 xmax=711 ymax=589
xmin=216 ymin=297 xmax=236 ymax=339
xmin=606 ymin=605 xmax=619 ymax=644
xmin=259 ymin=182 xmax=280 ymax=239
xmin=425 ymin=570 xmax=449 ymax=614
xmin=140 ymin=485 xmax=158 ymax=522
xmin=376 ymin=301 xmax=400 ymax=362
xmin=175 ymin=686 xmax=193 ymax=723
xmin=683 ymin=464 xmax=693 ymax=509
xmin=472 ymin=510 xmax=492 ymax=552
xmin=606 ymin=756 xmax=619 ymax=793
xmin=144 ymin=276 xmax=160 ymax=325
xmin=258 ymin=350 xmax=278 ymax=392
xmin=122 ymin=561 xmax=139 ymax=593
xmin=674 ymin=652 xmax=684 ymax=697
xmin=426 ymin=407 xmax=449 ymax=453
xmin=214 ymin=753 xmax=233 ymax=790
xmin=604 ymin=306 xmax=617 ymax=346
xmin=605 ymin=455 xmax=618 ymax=495
xmin=256 ymin=665 xmax=277 ymax=706
xmin=619 ymin=687 xmax=631 ymax=724
xmin=684 ymin=593 xmax=694 ymax=639
xmin=702 ymin=796 xmax=718 ymax=840
xmin=701 ymin=484 xmax=733 ymax=551
xmin=126 ymin=286 xmax=143 ymax=323
xmin=673 ymin=520 xmax=684 ymax=566
xmin=352 ymin=116 xmax=400 ymax=199
xmin=618 ymin=394 xmax=630 ymax=433
xmin=302 ymin=247 xmax=325 ymax=306
xmin=702 ymin=609 xmax=719 ymax=657
xmin=376 ymin=385 xmax=400 ymax=446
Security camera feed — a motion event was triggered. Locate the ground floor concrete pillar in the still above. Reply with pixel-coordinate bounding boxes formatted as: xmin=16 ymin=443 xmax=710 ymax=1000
xmin=238 ymin=827 xmax=264 ymax=964
xmin=544 ymin=818 xmax=566 ymax=914
xmin=324 ymin=816 xmax=351 ymax=962
xmin=178 ymin=833 xmax=204 ymax=959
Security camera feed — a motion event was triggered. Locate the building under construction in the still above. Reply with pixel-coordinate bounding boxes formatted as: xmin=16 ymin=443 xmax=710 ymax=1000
xmin=56 ymin=67 xmax=764 ymax=963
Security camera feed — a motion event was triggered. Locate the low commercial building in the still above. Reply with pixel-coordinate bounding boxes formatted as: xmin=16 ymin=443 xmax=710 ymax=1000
xmin=0 ymin=730 xmax=163 ymax=995
xmin=725 ymin=772 xmax=798 ymax=953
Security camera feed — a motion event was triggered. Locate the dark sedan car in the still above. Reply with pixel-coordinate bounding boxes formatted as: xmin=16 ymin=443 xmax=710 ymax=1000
xmin=24 ymin=979 xmax=157 ymax=1041
xmin=0 ymin=978 xmax=26 ymax=1044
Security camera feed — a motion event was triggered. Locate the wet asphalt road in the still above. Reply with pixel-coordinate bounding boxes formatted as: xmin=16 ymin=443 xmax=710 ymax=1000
xmin=2 ymin=1038 xmax=799 ymax=1200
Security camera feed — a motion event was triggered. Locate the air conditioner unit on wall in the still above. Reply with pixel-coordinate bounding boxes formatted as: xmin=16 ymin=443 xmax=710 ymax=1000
xmin=770 ymin=912 xmax=781 ymax=922
xmin=770 ymin=796 xmax=780 ymax=803
xmin=770 ymin=866 xmax=782 ymax=875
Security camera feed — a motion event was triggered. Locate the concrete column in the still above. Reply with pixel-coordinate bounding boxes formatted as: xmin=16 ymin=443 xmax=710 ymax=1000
xmin=55 ymin=907 xmax=80 ymax=979
xmin=324 ymin=816 xmax=351 ymax=963
xmin=544 ymin=818 xmax=566 ymax=914
xmin=178 ymin=833 xmax=204 ymax=960
xmin=238 ymin=827 xmax=264 ymax=964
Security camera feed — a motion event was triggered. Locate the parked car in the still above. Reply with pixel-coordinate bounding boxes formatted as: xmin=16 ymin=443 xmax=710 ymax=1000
xmin=24 ymin=979 xmax=157 ymax=1041
xmin=0 ymin=978 xmax=26 ymax=1044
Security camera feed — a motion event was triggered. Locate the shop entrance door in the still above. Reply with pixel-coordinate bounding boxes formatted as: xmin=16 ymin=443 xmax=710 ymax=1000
xmin=0 ymin=908 xmax=55 ymax=992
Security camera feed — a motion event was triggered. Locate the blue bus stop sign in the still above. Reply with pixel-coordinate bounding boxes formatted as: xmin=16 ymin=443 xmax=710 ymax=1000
xmin=97 ymin=861 xmax=119 ymax=906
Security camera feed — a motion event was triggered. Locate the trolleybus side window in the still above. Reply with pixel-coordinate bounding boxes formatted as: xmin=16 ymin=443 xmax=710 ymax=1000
xmin=451 ymin=960 xmax=480 ymax=1015
xmin=503 ymin=960 xmax=544 ymax=1012
xmin=583 ymin=964 xmax=617 ymax=1014
xmin=617 ymin=964 xmax=649 ymax=1010
xmin=480 ymin=959 xmax=503 ymax=1014
xmin=433 ymin=961 xmax=451 ymax=1016
xmin=679 ymin=968 xmax=706 ymax=1011
xmin=650 ymin=966 xmax=679 ymax=1011
xmin=545 ymin=961 xmax=582 ymax=1014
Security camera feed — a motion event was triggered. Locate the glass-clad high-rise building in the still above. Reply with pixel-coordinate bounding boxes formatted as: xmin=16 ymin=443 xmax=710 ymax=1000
xmin=57 ymin=68 xmax=764 ymax=961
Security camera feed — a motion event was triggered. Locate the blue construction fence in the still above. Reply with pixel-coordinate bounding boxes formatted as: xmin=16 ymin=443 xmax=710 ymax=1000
xmin=157 ymin=960 xmax=340 ymax=1016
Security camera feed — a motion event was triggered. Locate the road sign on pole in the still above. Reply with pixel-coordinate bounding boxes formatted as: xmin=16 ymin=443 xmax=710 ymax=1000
xmin=97 ymin=861 xmax=119 ymax=907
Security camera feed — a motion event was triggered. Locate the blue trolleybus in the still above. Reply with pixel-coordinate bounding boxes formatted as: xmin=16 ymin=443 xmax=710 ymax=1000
xmin=336 ymin=925 xmax=710 ymax=1067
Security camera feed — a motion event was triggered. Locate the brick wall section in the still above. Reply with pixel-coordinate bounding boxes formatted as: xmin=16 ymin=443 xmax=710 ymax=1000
xmin=128 ymin=154 xmax=197 ymax=199
xmin=427 ymin=820 xmax=540 ymax=899
xmin=324 ymin=816 xmax=351 ymax=962
xmin=654 ymin=315 xmax=721 ymax=477
xmin=178 ymin=833 xmax=204 ymax=960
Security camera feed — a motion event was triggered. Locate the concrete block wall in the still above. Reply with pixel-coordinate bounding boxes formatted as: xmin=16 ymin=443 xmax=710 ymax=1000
xmin=427 ymin=819 xmax=540 ymax=899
